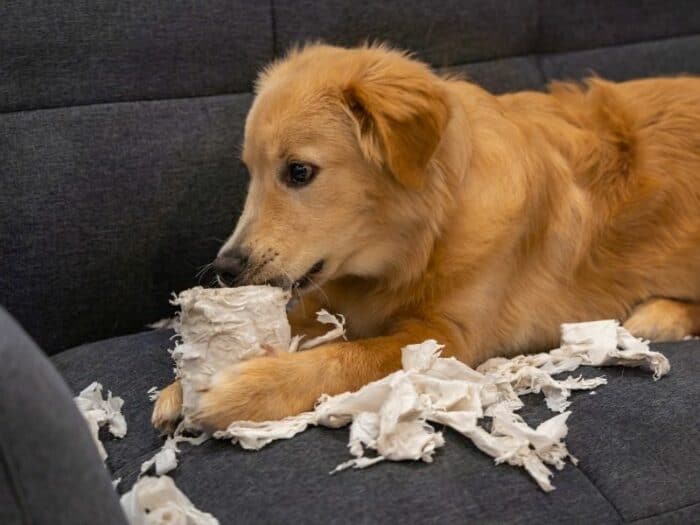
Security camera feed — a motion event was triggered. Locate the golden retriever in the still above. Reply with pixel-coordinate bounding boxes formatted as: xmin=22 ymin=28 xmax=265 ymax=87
xmin=153 ymin=44 xmax=700 ymax=431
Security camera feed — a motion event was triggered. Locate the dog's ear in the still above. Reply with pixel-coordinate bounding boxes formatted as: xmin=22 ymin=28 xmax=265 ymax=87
xmin=342 ymin=58 xmax=450 ymax=188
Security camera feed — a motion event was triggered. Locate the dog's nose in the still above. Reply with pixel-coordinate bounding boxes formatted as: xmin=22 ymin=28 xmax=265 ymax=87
xmin=213 ymin=250 xmax=249 ymax=287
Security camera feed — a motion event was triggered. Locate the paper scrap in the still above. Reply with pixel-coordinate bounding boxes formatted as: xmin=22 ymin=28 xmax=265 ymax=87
xmin=140 ymin=437 xmax=180 ymax=476
xmin=556 ymin=320 xmax=671 ymax=379
xmin=141 ymin=423 xmax=210 ymax=476
xmin=147 ymin=317 xmax=178 ymax=330
xmin=72 ymin=381 xmax=218 ymax=524
xmin=214 ymin=412 xmax=317 ymax=450
xmin=74 ymin=382 xmax=127 ymax=461
xmin=120 ymin=476 xmax=219 ymax=525
xmin=299 ymin=309 xmax=347 ymax=349
xmin=147 ymin=386 xmax=160 ymax=402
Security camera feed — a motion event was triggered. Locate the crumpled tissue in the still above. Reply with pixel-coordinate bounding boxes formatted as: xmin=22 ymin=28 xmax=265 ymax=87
xmin=73 ymin=382 xmax=217 ymax=522
xmin=74 ymin=381 xmax=127 ymax=461
xmin=121 ymin=475 xmax=219 ymax=525
xmin=140 ymin=424 xmax=209 ymax=476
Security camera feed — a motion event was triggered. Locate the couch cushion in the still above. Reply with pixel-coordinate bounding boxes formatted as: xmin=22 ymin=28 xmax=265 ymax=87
xmin=541 ymin=34 xmax=700 ymax=82
xmin=0 ymin=94 xmax=251 ymax=354
xmin=53 ymin=331 xmax=700 ymax=523
xmin=3 ymin=1 xmax=700 ymax=354
xmin=440 ymin=56 xmax=546 ymax=94
xmin=440 ymin=34 xmax=700 ymax=94
xmin=274 ymin=0 xmax=539 ymax=67
xmin=536 ymin=0 xmax=700 ymax=54
xmin=273 ymin=0 xmax=700 ymax=70
xmin=0 ymin=1 xmax=272 ymax=112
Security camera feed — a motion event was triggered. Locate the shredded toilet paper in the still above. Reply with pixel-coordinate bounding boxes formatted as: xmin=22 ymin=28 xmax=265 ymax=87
xmin=147 ymin=386 xmax=160 ymax=402
xmin=299 ymin=310 xmax=347 ymax=350
xmin=71 ymin=286 xmax=672 ymax=525
xmin=141 ymin=424 xmax=209 ymax=476
xmin=559 ymin=320 xmax=671 ymax=379
xmin=121 ymin=476 xmax=219 ymax=525
xmin=73 ymin=381 xmax=217 ymax=522
xmin=74 ymin=382 xmax=127 ymax=461
xmin=211 ymin=319 xmax=669 ymax=492
xmin=150 ymin=287 xmax=670 ymax=492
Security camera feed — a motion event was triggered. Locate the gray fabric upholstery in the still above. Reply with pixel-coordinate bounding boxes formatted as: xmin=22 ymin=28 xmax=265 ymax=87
xmin=52 ymin=329 xmax=700 ymax=523
xmin=1 ymin=94 xmax=251 ymax=353
xmin=274 ymin=0 xmax=700 ymax=65
xmin=536 ymin=0 xmax=700 ymax=53
xmin=2 ymin=1 xmax=700 ymax=353
xmin=274 ymin=0 xmax=539 ymax=66
xmin=0 ymin=307 xmax=127 ymax=525
xmin=443 ymin=35 xmax=700 ymax=94
xmin=0 ymin=2 xmax=271 ymax=112
xmin=541 ymin=34 xmax=700 ymax=82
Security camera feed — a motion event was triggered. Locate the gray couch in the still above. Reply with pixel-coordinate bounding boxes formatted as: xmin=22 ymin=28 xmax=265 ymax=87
xmin=1 ymin=1 xmax=699 ymax=523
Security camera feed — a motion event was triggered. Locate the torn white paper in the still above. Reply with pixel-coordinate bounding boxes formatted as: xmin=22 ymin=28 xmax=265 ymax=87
xmin=120 ymin=476 xmax=219 ymax=525
xmin=560 ymin=321 xmax=671 ymax=379
xmin=141 ymin=423 xmax=210 ymax=476
xmin=299 ymin=309 xmax=347 ymax=349
xmin=147 ymin=386 xmax=160 ymax=402
xmin=215 ymin=321 xmax=669 ymax=491
xmin=217 ymin=412 xmax=317 ymax=451
xmin=74 ymin=382 xmax=127 ymax=461
xmin=140 ymin=437 xmax=180 ymax=476
xmin=147 ymin=317 xmax=178 ymax=330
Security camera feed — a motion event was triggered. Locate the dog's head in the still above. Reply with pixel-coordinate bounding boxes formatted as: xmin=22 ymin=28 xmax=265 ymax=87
xmin=214 ymin=44 xmax=451 ymax=292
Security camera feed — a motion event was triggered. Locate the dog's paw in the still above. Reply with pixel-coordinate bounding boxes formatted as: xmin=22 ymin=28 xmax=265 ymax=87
xmin=192 ymin=355 xmax=316 ymax=431
xmin=151 ymin=380 xmax=183 ymax=433
xmin=624 ymin=298 xmax=693 ymax=342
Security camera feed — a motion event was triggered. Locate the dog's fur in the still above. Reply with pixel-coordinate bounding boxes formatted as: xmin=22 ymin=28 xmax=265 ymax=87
xmin=153 ymin=44 xmax=700 ymax=431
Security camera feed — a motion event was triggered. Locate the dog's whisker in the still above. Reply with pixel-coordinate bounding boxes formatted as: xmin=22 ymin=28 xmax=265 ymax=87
xmin=195 ymin=263 xmax=214 ymax=282
xmin=280 ymin=264 xmax=306 ymax=317
xmin=202 ymin=237 xmax=227 ymax=245
xmin=306 ymin=275 xmax=331 ymax=308
xmin=244 ymin=251 xmax=273 ymax=284
xmin=297 ymin=288 xmax=307 ymax=317
xmin=278 ymin=266 xmax=296 ymax=290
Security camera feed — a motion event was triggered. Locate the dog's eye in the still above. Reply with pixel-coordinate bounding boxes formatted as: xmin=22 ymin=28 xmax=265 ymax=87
xmin=285 ymin=162 xmax=316 ymax=187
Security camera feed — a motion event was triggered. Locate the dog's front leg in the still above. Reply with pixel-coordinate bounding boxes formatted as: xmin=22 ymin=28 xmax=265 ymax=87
xmin=152 ymin=379 xmax=183 ymax=433
xmin=192 ymin=321 xmax=449 ymax=430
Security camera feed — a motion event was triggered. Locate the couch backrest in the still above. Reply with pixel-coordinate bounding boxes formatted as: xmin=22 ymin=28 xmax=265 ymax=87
xmin=2 ymin=1 xmax=699 ymax=354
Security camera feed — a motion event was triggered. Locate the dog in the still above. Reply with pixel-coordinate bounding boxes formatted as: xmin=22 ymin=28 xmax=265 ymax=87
xmin=153 ymin=44 xmax=700 ymax=432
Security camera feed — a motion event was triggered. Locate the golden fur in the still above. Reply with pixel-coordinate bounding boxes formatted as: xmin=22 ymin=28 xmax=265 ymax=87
xmin=153 ymin=44 xmax=700 ymax=431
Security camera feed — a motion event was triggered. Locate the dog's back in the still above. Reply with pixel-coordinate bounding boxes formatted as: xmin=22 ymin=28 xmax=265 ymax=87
xmin=439 ymin=75 xmax=700 ymax=358
xmin=550 ymin=77 xmax=700 ymax=302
